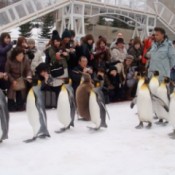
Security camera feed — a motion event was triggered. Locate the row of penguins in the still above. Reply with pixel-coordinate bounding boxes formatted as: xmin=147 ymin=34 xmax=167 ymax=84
xmin=131 ymin=71 xmax=175 ymax=139
xmin=0 ymin=73 xmax=110 ymax=144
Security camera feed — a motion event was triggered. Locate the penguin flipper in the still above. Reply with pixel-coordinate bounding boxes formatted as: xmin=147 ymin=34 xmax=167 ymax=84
xmin=100 ymin=102 xmax=110 ymax=120
xmin=23 ymin=137 xmax=37 ymax=143
xmin=151 ymin=95 xmax=169 ymax=112
xmin=130 ymin=97 xmax=137 ymax=109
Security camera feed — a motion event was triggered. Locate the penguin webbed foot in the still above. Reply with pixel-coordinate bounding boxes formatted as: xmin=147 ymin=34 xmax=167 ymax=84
xmin=135 ymin=122 xmax=143 ymax=129
xmin=87 ymin=126 xmax=101 ymax=131
xmin=55 ymin=128 xmax=66 ymax=134
xmin=146 ymin=122 xmax=152 ymax=129
xmin=155 ymin=119 xmax=163 ymax=125
xmin=23 ymin=137 xmax=37 ymax=143
xmin=169 ymin=133 xmax=175 ymax=140
xmin=0 ymin=140 xmax=3 ymax=143
xmin=38 ymin=134 xmax=50 ymax=139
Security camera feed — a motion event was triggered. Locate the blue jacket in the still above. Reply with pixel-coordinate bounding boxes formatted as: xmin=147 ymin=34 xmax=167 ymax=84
xmin=148 ymin=39 xmax=175 ymax=81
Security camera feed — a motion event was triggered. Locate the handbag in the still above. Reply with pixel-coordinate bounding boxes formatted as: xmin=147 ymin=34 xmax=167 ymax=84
xmin=13 ymin=63 xmax=26 ymax=91
xmin=50 ymin=62 xmax=64 ymax=78
xmin=13 ymin=77 xmax=25 ymax=91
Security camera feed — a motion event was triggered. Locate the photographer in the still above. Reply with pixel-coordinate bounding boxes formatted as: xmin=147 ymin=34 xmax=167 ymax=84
xmin=70 ymin=56 xmax=93 ymax=92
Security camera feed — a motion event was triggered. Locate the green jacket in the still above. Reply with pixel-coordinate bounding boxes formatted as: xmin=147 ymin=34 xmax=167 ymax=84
xmin=49 ymin=46 xmax=69 ymax=68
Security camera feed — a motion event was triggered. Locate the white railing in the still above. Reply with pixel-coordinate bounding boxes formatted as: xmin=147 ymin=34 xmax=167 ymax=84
xmin=154 ymin=1 xmax=175 ymax=33
xmin=0 ymin=0 xmax=70 ymax=32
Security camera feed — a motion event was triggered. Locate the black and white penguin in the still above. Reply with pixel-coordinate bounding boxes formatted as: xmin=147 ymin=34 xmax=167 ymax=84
xmin=169 ymin=89 xmax=175 ymax=139
xmin=25 ymin=82 xmax=50 ymax=143
xmin=56 ymin=83 xmax=76 ymax=133
xmin=149 ymin=71 xmax=160 ymax=118
xmin=88 ymin=86 xmax=109 ymax=130
xmin=131 ymin=78 xmax=154 ymax=129
xmin=155 ymin=77 xmax=170 ymax=125
xmin=0 ymin=89 xmax=9 ymax=143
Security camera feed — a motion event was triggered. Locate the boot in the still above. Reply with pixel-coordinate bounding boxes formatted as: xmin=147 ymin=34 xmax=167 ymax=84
xmin=8 ymin=99 xmax=17 ymax=112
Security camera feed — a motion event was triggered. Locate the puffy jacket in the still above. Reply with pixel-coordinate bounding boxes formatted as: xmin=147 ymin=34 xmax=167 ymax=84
xmin=148 ymin=39 xmax=175 ymax=81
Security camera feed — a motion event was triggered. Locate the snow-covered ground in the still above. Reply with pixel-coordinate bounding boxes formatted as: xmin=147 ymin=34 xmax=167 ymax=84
xmin=1 ymin=101 xmax=175 ymax=175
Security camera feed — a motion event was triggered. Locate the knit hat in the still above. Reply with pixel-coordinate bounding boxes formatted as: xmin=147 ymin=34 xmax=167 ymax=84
xmin=51 ymin=30 xmax=61 ymax=41
xmin=62 ymin=29 xmax=71 ymax=39
xmin=35 ymin=63 xmax=49 ymax=75
xmin=108 ymin=66 xmax=117 ymax=74
xmin=27 ymin=38 xmax=35 ymax=45
xmin=125 ymin=55 xmax=134 ymax=60
xmin=116 ymin=38 xmax=124 ymax=45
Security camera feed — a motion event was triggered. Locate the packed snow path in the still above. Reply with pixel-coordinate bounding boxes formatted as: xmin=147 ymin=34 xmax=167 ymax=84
xmin=0 ymin=102 xmax=175 ymax=175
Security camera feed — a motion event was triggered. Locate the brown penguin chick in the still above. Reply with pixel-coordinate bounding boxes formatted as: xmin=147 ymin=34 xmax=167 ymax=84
xmin=76 ymin=73 xmax=94 ymax=121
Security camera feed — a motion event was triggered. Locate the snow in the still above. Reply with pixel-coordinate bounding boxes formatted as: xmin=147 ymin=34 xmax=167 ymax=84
xmin=1 ymin=101 xmax=175 ymax=175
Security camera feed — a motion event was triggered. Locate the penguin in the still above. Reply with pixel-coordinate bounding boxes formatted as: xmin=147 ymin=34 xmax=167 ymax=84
xmin=76 ymin=73 xmax=94 ymax=121
xmin=88 ymin=87 xmax=110 ymax=130
xmin=155 ymin=77 xmax=170 ymax=125
xmin=0 ymin=89 xmax=9 ymax=143
xmin=131 ymin=78 xmax=169 ymax=129
xmin=169 ymin=89 xmax=175 ymax=139
xmin=131 ymin=78 xmax=154 ymax=129
xmin=24 ymin=81 xmax=50 ymax=143
xmin=56 ymin=83 xmax=76 ymax=133
xmin=136 ymin=72 xmax=145 ymax=95
xmin=149 ymin=71 xmax=160 ymax=119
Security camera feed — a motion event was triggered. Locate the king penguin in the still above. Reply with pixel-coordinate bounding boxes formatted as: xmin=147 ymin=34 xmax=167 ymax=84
xmin=76 ymin=73 xmax=94 ymax=121
xmin=155 ymin=77 xmax=170 ymax=125
xmin=149 ymin=71 xmax=160 ymax=119
xmin=169 ymin=88 xmax=175 ymax=139
xmin=0 ymin=89 xmax=9 ymax=143
xmin=25 ymin=81 xmax=50 ymax=143
xmin=88 ymin=86 xmax=110 ymax=130
xmin=56 ymin=82 xmax=76 ymax=133
xmin=131 ymin=78 xmax=154 ymax=129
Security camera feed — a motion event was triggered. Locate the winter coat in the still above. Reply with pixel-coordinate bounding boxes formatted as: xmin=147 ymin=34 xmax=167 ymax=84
xmin=0 ymin=43 xmax=13 ymax=72
xmin=80 ymin=43 xmax=94 ymax=66
xmin=125 ymin=66 xmax=137 ymax=88
xmin=111 ymin=47 xmax=127 ymax=63
xmin=30 ymin=48 xmax=43 ymax=74
xmin=148 ymin=39 xmax=175 ymax=81
xmin=127 ymin=46 xmax=143 ymax=67
xmin=5 ymin=57 xmax=32 ymax=99
xmin=49 ymin=45 xmax=69 ymax=80
xmin=94 ymin=47 xmax=111 ymax=70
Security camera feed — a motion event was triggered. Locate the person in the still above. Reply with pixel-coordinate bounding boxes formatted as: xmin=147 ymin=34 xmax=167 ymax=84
xmin=5 ymin=47 xmax=32 ymax=111
xmin=35 ymin=63 xmax=62 ymax=98
xmin=93 ymin=37 xmax=111 ymax=72
xmin=105 ymin=66 xmax=123 ymax=102
xmin=16 ymin=36 xmax=35 ymax=62
xmin=173 ymin=40 xmax=175 ymax=48
xmin=80 ymin=34 xmax=95 ymax=67
xmin=111 ymin=38 xmax=127 ymax=81
xmin=27 ymin=38 xmax=43 ymax=75
xmin=70 ymin=56 xmax=93 ymax=92
xmin=49 ymin=33 xmax=69 ymax=81
xmin=147 ymin=27 xmax=175 ymax=81
xmin=123 ymin=55 xmax=138 ymax=100
xmin=111 ymin=38 xmax=127 ymax=64
xmin=110 ymin=32 xmax=123 ymax=49
xmin=128 ymin=38 xmax=143 ymax=70
xmin=142 ymin=34 xmax=155 ymax=65
xmin=0 ymin=33 xmax=13 ymax=91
